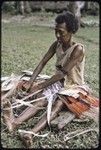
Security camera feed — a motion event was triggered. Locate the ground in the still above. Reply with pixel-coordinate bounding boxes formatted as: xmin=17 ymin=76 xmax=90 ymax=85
xmin=1 ymin=12 xmax=99 ymax=148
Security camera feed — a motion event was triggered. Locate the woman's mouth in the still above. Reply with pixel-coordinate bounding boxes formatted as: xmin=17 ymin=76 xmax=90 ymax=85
xmin=58 ymin=39 xmax=62 ymax=43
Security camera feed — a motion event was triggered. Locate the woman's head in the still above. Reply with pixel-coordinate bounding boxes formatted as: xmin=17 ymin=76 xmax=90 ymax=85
xmin=55 ymin=11 xmax=79 ymax=44
xmin=55 ymin=11 xmax=79 ymax=34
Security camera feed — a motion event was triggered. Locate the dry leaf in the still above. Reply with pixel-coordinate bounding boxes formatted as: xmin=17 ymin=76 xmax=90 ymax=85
xmin=18 ymin=129 xmax=50 ymax=137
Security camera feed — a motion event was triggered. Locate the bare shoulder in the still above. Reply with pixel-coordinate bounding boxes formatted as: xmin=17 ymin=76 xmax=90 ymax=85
xmin=75 ymin=44 xmax=83 ymax=53
xmin=71 ymin=44 xmax=84 ymax=60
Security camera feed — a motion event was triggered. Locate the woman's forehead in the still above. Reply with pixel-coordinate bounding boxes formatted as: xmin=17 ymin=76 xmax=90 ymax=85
xmin=55 ymin=22 xmax=67 ymax=31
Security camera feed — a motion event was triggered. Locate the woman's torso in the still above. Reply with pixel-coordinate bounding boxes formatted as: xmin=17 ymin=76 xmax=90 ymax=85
xmin=55 ymin=42 xmax=85 ymax=89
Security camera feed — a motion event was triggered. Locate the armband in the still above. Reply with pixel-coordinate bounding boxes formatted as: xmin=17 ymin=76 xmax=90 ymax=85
xmin=60 ymin=68 xmax=67 ymax=74
xmin=56 ymin=65 xmax=67 ymax=75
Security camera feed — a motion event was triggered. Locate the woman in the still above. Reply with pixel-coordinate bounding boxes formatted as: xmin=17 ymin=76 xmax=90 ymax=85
xmin=17 ymin=12 xmax=93 ymax=147
xmin=4 ymin=12 xmax=96 ymax=147
xmin=26 ymin=11 xmax=86 ymax=93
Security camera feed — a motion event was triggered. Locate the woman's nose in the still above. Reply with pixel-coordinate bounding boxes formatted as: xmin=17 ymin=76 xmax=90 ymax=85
xmin=56 ymin=32 xmax=60 ymax=38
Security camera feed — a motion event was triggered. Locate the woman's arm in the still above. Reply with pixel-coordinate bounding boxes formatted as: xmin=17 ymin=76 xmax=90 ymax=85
xmin=29 ymin=41 xmax=57 ymax=88
xmin=62 ymin=45 xmax=84 ymax=72
xmin=35 ymin=45 xmax=84 ymax=91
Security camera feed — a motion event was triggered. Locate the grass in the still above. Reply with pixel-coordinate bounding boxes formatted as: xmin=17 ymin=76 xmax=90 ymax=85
xmin=2 ymin=23 xmax=56 ymax=76
xmin=1 ymin=13 xmax=99 ymax=148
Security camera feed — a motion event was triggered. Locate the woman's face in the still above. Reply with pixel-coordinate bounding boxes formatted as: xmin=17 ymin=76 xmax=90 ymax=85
xmin=55 ymin=22 xmax=72 ymax=44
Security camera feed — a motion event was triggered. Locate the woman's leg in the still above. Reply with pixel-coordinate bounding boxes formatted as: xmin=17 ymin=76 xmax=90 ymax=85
xmin=19 ymin=99 xmax=64 ymax=148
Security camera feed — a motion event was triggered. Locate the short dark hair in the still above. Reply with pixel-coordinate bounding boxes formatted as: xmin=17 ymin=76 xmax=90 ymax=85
xmin=55 ymin=11 xmax=79 ymax=34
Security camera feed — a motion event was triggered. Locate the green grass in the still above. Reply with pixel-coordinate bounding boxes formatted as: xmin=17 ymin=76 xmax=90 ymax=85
xmin=82 ymin=15 xmax=99 ymax=22
xmin=2 ymin=23 xmax=56 ymax=76
xmin=1 ymin=14 xmax=99 ymax=149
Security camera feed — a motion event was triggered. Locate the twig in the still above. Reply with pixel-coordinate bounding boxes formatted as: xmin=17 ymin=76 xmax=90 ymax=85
xmin=12 ymin=95 xmax=47 ymax=106
xmin=37 ymin=111 xmax=47 ymax=120
xmin=18 ymin=129 xmax=50 ymax=137
xmin=64 ymin=128 xmax=99 ymax=141
xmin=3 ymin=104 xmax=45 ymax=110
xmin=2 ymin=89 xmax=43 ymax=109
xmin=16 ymin=89 xmax=42 ymax=101
xmin=1 ymin=127 xmax=8 ymax=133
xmin=2 ymin=76 xmax=23 ymax=101
xmin=2 ymin=85 xmax=17 ymax=101
xmin=3 ymin=95 xmax=48 ymax=109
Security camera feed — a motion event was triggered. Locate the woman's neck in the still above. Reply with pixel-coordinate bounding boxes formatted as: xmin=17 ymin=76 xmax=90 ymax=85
xmin=62 ymin=39 xmax=73 ymax=51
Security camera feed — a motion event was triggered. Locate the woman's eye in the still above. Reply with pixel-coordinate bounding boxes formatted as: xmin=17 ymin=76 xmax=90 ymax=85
xmin=61 ymin=33 xmax=65 ymax=36
xmin=55 ymin=30 xmax=66 ymax=37
xmin=61 ymin=33 xmax=64 ymax=35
